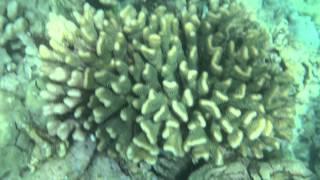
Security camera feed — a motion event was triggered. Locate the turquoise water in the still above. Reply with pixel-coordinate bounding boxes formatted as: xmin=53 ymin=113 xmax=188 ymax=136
xmin=0 ymin=0 xmax=319 ymax=179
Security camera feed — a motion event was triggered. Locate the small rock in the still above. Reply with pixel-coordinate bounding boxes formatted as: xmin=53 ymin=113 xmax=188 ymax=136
xmin=82 ymin=155 xmax=130 ymax=180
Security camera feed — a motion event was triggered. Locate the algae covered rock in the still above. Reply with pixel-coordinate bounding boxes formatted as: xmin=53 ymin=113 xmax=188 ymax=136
xmin=291 ymin=0 xmax=320 ymax=26
xmin=82 ymin=155 xmax=130 ymax=180
xmin=0 ymin=146 xmax=29 ymax=179
xmin=188 ymin=158 xmax=315 ymax=180
xmin=0 ymin=90 xmax=21 ymax=147
xmin=188 ymin=160 xmax=250 ymax=180
xmin=0 ymin=90 xmax=34 ymax=179
xmin=0 ymin=113 xmax=18 ymax=147
xmin=38 ymin=0 xmax=296 ymax=166
xmin=24 ymin=139 xmax=96 ymax=180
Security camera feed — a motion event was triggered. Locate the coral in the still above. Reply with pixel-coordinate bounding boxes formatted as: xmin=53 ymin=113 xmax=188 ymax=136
xmin=0 ymin=0 xmax=41 ymax=96
xmin=248 ymin=159 xmax=315 ymax=180
xmin=98 ymin=0 xmax=117 ymax=7
xmin=39 ymin=0 xmax=296 ymax=166
xmin=20 ymin=120 xmax=69 ymax=171
xmin=49 ymin=0 xmax=85 ymax=18
xmin=0 ymin=0 xmax=28 ymax=77
xmin=0 ymin=1 xmax=28 ymax=46
xmin=24 ymin=139 xmax=96 ymax=180
xmin=0 ymin=86 xmax=68 ymax=172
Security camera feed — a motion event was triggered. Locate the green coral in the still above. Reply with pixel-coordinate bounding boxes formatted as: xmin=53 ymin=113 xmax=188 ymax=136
xmin=0 ymin=0 xmax=28 ymax=76
xmin=0 ymin=0 xmax=42 ymax=98
xmin=39 ymin=0 xmax=296 ymax=166
xmin=0 ymin=1 xmax=28 ymax=46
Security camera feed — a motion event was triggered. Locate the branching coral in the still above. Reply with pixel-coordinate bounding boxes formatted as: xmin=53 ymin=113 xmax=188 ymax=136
xmin=0 ymin=1 xmax=28 ymax=76
xmin=0 ymin=1 xmax=28 ymax=46
xmin=38 ymin=0 xmax=296 ymax=166
xmin=0 ymin=1 xmax=42 ymax=97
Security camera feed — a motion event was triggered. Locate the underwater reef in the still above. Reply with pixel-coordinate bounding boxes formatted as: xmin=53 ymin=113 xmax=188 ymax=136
xmin=0 ymin=0 xmax=319 ymax=179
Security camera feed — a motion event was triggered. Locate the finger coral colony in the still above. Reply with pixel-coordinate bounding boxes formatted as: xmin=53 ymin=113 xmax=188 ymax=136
xmin=38 ymin=0 xmax=295 ymax=168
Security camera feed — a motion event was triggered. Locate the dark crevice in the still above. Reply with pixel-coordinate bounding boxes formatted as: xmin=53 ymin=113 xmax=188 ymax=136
xmin=301 ymin=63 xmax=309 ymax=86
